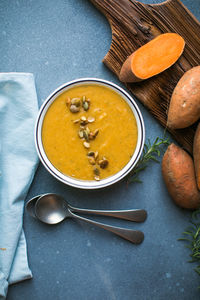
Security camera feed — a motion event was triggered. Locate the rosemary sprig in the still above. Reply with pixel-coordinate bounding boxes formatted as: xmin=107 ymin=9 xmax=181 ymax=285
xmin=127 ymin=136 xmax=170 ymax=184
xmin=179 ymin=210 xmax=200 ymax=278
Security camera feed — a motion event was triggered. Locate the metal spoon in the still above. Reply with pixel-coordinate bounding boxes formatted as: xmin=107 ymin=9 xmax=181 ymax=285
xmin=26 ymin=194 xmax=43 ymax=218
xmin=26 ymin=193 xmax=147 ymax=222
xmin=34 ymin=194 xmax=145 ymax=244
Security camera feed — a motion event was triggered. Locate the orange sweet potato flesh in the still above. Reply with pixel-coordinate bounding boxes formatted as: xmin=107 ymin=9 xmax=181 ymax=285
xmin=167 ymin=66 xmax=200 ymax=129
xmin=162 ymin=143 xmax=200 ymax=210
xmin=193 ymin=122 xmax=200 ymax=190
xmin=119 ymin=33 xmax=185 ymax=83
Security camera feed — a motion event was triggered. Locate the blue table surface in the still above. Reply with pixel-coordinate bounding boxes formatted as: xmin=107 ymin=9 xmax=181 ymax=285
xmin=1 ymin=0 xmax=200 ymax=299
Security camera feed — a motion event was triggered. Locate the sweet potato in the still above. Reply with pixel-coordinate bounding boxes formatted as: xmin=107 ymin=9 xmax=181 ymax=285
xmin=119 ymin=33 xmax=185 ymax=83
xmin=167 ymin=66 xmax=200 ymax=129
xmin=162 ymin=143 xmax=200 ymax=209
xmin=193 ymin=122 xmax=200 ymax=190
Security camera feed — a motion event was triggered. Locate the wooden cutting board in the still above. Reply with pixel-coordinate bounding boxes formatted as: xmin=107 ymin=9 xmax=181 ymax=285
xmin=90 ymin=0 xmax=200 ymax=154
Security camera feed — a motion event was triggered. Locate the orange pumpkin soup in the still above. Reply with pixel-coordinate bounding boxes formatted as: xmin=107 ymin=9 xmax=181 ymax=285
xmin=42 ymin=84 xmax=138 ymax=180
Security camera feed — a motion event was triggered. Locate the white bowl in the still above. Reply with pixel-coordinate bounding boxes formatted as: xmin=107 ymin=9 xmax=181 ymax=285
xmin=35 ymin=78 xmax=145 ymax=189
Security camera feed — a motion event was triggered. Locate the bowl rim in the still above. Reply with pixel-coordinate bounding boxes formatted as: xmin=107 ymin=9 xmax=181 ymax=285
xmin=35 ymin=78 xmax=145 ymax=189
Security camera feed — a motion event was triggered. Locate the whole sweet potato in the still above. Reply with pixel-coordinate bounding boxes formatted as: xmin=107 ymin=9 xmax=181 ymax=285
xmin=167 ymin=66 xmax=200 ymax=129
xmin=193 ymin=122 xmax=200 ymax=190
xmin=162 ymin=143 xmax=200 ymax=209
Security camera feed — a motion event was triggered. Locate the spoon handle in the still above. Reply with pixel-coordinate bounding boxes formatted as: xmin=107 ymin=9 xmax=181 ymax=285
xmin=68 ymin=209 xmax=144 ymax=244
xmin=68 ymin=205 xmax=147 ymax=222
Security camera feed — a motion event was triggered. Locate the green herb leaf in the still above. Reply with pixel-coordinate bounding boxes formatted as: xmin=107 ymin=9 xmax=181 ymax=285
xmin=179 ymin=210 xmax=200 ymax=282
xmin=127 ymin=136 xmax=170 ymax=184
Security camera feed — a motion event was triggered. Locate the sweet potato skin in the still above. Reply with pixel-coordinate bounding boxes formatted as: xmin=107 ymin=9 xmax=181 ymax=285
xmin=193 ymin=122 xmax=200 ymax=190
xmin=167 ymin=66 xmax=200 ymax=129
xmin=162 ymin=143 xmax=200 ymax=209
xmin=119 ymin=53 xmax=142 ymax=83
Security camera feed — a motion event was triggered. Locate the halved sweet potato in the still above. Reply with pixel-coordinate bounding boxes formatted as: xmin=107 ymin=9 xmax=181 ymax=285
xmin=119 ymin=33 xmax=185 ymax=83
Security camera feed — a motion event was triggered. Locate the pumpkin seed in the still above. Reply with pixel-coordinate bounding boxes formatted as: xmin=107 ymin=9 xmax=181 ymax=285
xmin=88 ymin=157 xmax=96 ymax=165
xmin=94 ymin=129 xmax=99 ymax=137
xmin=86 ymin=127 xmax=90 ymax=134
xmin=94 ymin=151 xmax=99 ymax=159
xmin=94 ymin=176 xmax=100 ymax=181
xmin=82 ymin=96 xmax=86 ymax=102
xmin=89 ymin=133 xmax=95 ymax=140
xmin=83 ymin=141 xmax=90 ymax=149
xmin=87 ymin=151 xmax=95 ymax=157
xmin=78 ymin=130 xmax=84 ymax=139
xmin=89 ymin=129 xmax=99 ymax=140
xmin=71 ymin=98 xmax=81 ymax=107
xmin=81 ymin=116 xmax=87 ymax=121
xmin=73 ymin=119 xmax=80 ymax=124
xmin=83 ymin=101 xmax=89 ymax=111
xmin=99 ymin=159 xmax=109 ymax=169
xmin=70 ymin=105 xmax=80 ymax=113
xmin=83 ymin=130 xmax=89 ymax=141
xmin=88 ymin=116 xmax=95 ymax=123
xmin=93 ymin=167 xmax=100 ymax=176
xmin=80 ymin=116 xmax=88 ymax=125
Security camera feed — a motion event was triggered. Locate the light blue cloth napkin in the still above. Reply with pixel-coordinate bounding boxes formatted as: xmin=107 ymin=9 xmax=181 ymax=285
xmin=0 ymin=73 xmax=39 ymax=299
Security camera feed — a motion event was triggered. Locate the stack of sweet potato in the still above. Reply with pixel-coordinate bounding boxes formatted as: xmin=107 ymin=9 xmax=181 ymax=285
xmin=163 ymin=66 xmax=200 ymax=210
xmin=119 ymin=33 xmax=200 ymax=209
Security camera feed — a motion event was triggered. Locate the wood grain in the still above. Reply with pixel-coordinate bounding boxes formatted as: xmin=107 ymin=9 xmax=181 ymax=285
xmin=90 ymin=0 xmax=200 ymax=154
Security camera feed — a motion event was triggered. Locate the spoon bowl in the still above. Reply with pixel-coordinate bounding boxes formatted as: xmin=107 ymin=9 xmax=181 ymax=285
xmin=35 ymin=194 xmax=68 ymax=224
xmin=26 ymin=195 xmax=43 ymax=218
